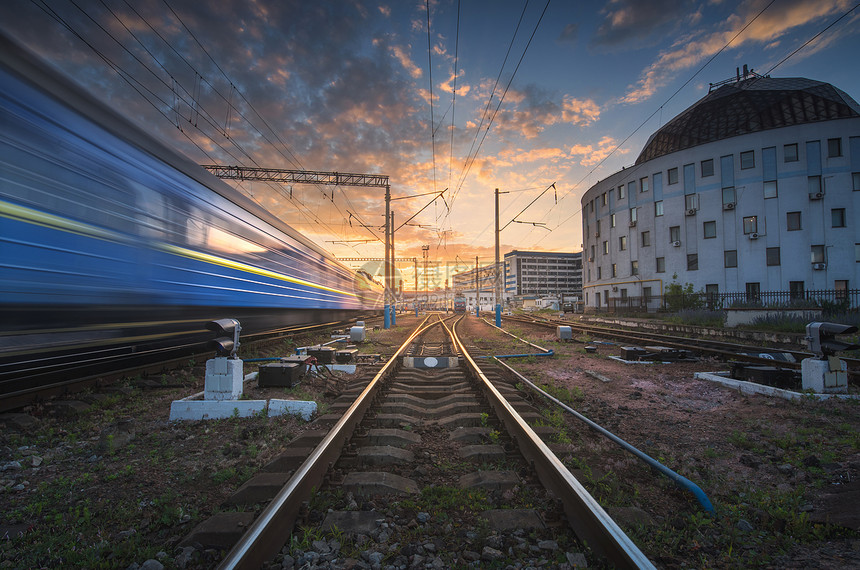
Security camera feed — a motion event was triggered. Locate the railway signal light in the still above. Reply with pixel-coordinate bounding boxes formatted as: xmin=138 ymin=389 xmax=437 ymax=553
xmin=805 ymin=322 xmax=859 ymax=358
xmin=206 ymin=318 xmax=241 ymax=358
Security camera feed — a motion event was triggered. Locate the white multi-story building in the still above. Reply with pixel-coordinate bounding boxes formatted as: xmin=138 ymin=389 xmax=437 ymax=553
xmin=581 ymin=70 xmax=860 ymax=311
xmin=504 ymin=250 xmax=582 ymax=300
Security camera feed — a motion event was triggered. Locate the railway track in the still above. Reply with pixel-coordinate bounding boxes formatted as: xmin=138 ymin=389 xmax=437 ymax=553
xmin=503 ymin=314 xmax=860 ymax=380
xmin=0 ymin=318 xmax=377 ymax=412
xmin=188 ymin=314 xmax=654 ymax=569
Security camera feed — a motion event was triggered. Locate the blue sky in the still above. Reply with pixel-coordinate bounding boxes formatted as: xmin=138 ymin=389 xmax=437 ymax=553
xmin=2 ymin=0 xmax=859 ymax=281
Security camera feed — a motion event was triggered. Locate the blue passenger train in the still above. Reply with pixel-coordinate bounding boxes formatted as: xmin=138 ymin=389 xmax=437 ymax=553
xmin=0 ymin=35 xmax=382 ymax=391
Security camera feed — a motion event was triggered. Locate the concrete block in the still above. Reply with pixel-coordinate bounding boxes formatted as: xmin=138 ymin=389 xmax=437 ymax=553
xmin=168 ymin=398 xmax=266 ymax=421
xmin=268 ymin=399 xmax=317 ymax=420
xmin=802 ymin=357 xmax=848 ymax=394
xmin=204 ymin=357 xmax=244 ymax=400
xmin=556 ymin=326 xmax=572 ymax=340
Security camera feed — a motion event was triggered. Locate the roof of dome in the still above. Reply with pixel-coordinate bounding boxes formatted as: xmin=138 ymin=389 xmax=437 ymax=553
xmin=635 ymin=76 xmax=860 ymax=165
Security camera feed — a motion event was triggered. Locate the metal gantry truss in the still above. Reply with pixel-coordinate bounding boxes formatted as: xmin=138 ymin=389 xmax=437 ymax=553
xmin=201 ymin=165 xmax=390 ymax=188
xmin=204 ymin=164 xmax=400 ymax=327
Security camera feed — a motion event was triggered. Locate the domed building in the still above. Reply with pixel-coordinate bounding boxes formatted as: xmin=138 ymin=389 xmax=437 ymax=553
xmin=581 ymin=68 xmax=860 ymax=312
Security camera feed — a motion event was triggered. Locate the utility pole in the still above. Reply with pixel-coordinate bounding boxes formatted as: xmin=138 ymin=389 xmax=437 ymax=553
xmin=384 ymin=185 xmax=391 ymax=329
xmin=475 ymin=255 xmax=479 ymax=317
xmin=495 ymin=188 xmax=502 ymax=327
xmin=414 ymin=258 xmax=419 ymax=316
xmin=422 ymin=245 xmax=430 ymax=312
xmin=390 ymin=211 xmax=396 ymax=326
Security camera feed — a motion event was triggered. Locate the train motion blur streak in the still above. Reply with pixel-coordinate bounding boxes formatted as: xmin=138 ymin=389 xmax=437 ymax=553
xmin=0 ymin=35 xmax=382 ymax=393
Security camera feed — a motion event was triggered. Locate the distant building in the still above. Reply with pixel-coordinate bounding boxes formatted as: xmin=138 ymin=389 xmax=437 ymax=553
xmin=504 ymin=250 xmax=582 ymax=301
xmin=452 ymin=261 xmax=505 ymax=310
xmin=581 ymin=69 xmax=860 ymax=311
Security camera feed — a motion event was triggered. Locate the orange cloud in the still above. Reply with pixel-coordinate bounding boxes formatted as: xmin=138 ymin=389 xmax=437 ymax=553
xmin=621 ymin=0 xmax=853 ymax=104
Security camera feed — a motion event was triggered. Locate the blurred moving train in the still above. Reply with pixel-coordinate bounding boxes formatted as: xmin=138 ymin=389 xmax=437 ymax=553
xmin=0 ymin=35 xmax=383 ymax=393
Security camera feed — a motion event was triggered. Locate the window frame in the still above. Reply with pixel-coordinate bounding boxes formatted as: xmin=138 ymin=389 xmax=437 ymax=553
xmin=784 ymin=143 xmax=798 ymax=162
xmin=766 ymin=247 xmax=781 ymax=266
xmin=703 ymin=220 xmax=716 ymax=239
xmin=740 ymin=150 xmax=755 ymax=169
xmin=725 ymin=250 xmax=738 ymax=268
xmin=787 ymin=211 xmax=802 ymax=231
xmin=701 ymin=159 xmax=714 ymax=177
xmin=667 ymin=167 xmax=678 ymax=185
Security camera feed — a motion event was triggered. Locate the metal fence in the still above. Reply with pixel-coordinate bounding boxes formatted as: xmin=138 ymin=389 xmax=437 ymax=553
xmin=592 ymin=288 xmax=860 ymax=314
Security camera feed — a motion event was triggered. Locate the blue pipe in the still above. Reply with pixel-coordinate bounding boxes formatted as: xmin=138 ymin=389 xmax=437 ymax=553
xmin=384 ymin=303 xmax=390 ymax=329
xmin=494 ymin=357 xmax=715 ymax=514
xmin=478 ymin=350 xmax=555 ymax=359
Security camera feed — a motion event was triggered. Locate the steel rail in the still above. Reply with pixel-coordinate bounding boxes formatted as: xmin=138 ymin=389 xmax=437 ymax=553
xmin=450 ymin=318 xmax=656 ymax=570
xmin=218 ymin=315 xmax=438 ymax=569
xmin=505 ymin=314 xmax=854 ymax=373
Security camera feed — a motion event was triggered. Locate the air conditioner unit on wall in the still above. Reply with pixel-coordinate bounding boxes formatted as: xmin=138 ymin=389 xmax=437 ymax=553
xmin=809 ymin=192 xmax=824 ymax=200
xmin=671 ymin=240 xmax=681 ymax=247
xmin=812 ymin=262 xmax=826 ymax=270
xmin=628 ymin=221 xmax=636 ymax=227
xmin=723 ymin=202 xmax=735 ymax=210
xmin=749 ymin=232 xmax=759 ymax=240
xmin=686 ymin=208 xmax=696 ymax=216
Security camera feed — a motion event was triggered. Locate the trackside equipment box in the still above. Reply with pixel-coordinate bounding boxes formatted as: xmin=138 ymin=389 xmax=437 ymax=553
xmin=259 ymin=362 xmax=302 ymax=387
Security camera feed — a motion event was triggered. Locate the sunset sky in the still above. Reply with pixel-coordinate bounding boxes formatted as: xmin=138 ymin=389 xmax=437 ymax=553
xmin=2 ymin=0 xmax=859 ymax=287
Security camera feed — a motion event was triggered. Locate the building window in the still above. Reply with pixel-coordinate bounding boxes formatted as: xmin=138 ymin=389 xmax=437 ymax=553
xmin=703 ymin=221 xmax=716 ymax=239
xmin=618 ymin=185 xmax=626 ymax=200
xmin=857 ymin=243 xmax=860 ymax=262
xmin=790 ymin=281 xmax=805 ymax=300
xmin=766 ymin=247 xmax=780 ymax=266
xmin=619 ymin=236 xmax=627 ymax=251
xmin=641 ymin=231 xmax=650 ymax=247
xmin=764 ymin=180 xmax=777 ymax=198
xmin=611 ymin=263 xmax=617 ymax=278
xmin=597 ymin=267 xmax=602 ymax=279
xmin=667 ymin=167 xmax=678 ymax=185
xmin=701 ymin=159 xmax=714 ymax=177
xmin=705 ymin=283 xmax=719 ymax=296
xmin=685 ymin=194 xmax=698 ymax=210
xmin=835 ymin=280 xmax=848 ymax=300
xmin=811 ymin=245 xmax=826 ymax=264
xmin=602 ymin=241 xmax=609 ymax=254
xmin=743 ymin=216 xmax=758 ymax=234
xmin=740 ymin=150 xmax=755 ymax=169
xmin=746 ymin=282 xmax=761 ymax=302
xmin=808 ymin=175 xmax=822 ymax=195
xmin=631 ymin=260 xmax=639 ymax=275
xmin=655 ymin=201 xmax=663 ymax=216
xmin=656 ymin=257 xmax=665 ymax=273
xmin=828 ymin=138 xmax=842 ymax=158
xmin=669 ymin=226 xmax=681 ymax=242
xmin=640 ymin=177 xmax=649 ymax=192
xmin=595 ymin=220 xmax=601 ymax=236
xmin=601 ymin=192 xmax=607 ymax=206
xmin=722 ymin=187 xmax=736 ymax=206
xmin=725 ymin=250 xmax=738 ymax=268
xmin=784 ymin=143 xmax=798 ymax=162
xmin=590 ymin=244 xmax=595 ymax=259
xmin=854 ymin=172 xmax=860 ymax=191
xmin=643 ymin=286 xmax=652 ymax=300
xmin=630 ymin=207 xmax=637 ymax=224
xmin=628 ymin=181 xmax=636 ymax=196
xmin=687 ymin=253 xmax=698 ymax=271
xmin=832 ymin=208 xmax=846 ymax=228
xmin=610 ymin=213 xmax=616 ymax=228
xmin=787 ymin=211 xmax=802 ymax=231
